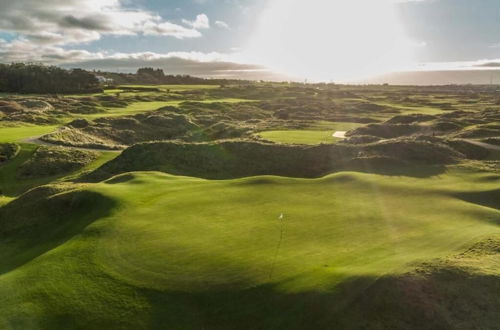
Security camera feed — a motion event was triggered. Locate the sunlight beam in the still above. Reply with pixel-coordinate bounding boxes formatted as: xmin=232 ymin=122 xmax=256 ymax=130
xmin=244 ymin=0 xmax=419 ymax=82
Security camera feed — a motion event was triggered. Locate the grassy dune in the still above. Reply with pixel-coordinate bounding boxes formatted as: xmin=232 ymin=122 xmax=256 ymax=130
xmin=0 ymin=169 xmax=498 ymax=328
xmin=0 ymin=144 xmax=118 ymax=197
xmin=81 ymin=99 xmax=253 ymax=120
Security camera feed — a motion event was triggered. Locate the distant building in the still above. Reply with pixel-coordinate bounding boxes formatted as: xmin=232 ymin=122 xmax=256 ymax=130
xmin=95 ymin=76 xmax=114 ymax=84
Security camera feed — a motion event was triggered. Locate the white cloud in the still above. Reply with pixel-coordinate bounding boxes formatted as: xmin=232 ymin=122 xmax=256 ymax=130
xmin=0 ymin=0 xmax=207 ymax=49
xmin=215 ymin=21 xmax=230 ymax=29
xmin=182 ymin=14 xmax=210 ymax=30
xmin=143 ymin=21 xmax=202 ymax=38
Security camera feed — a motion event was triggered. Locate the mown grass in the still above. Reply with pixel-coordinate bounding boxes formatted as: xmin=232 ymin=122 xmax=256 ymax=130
xmin=0 ymin=168 xmax=498 ymax=328
xmin=258 ymin=122 xmax=363 ymax=144
xmin=259 ymin=130 xmax=342 ymax=144
xmin=372 ymin=101 xmax=446 ymax=116
xmin=0 ymin=125 xmax=59 ymax=143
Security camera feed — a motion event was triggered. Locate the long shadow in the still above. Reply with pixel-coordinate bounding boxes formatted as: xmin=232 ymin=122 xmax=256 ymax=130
xmin=83 ymin=141 xmax=448 ymax=183
xmin=338 ymin=161 xmax=448 ymax=178
xmin=142 ymin=268 xmax=500 ymax=330
xmin=0 ymin=186 xmax=117 ymax=275
xmin=454 ymin=189 xmax=500 ymax=213
xmin=142 ymin=237 xmax=500 ymax=329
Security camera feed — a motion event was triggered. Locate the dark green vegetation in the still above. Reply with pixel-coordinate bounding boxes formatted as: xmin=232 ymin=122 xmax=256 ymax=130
xmin=88 ymin=138 xmax=466 ymax=181
xmin=0 ymin=81 xmax=499 ymax=329
xmin=100 ymin=67 xmax=250 ymax=85
xmin=0 ymin=143 xmax=20 ymax=164
xmin=0 ymin=64 xmax=100 ymax=94
xmin=18 ymin=146 xmax=98 ymax=178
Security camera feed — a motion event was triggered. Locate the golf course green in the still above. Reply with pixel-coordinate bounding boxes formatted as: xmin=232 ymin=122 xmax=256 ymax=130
xmin=0 ymin=169 xmax=498 ymax=329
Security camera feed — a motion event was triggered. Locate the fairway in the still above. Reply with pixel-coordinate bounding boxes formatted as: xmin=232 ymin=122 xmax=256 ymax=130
xmin=0 ymin=125 xmax=58 ymax=143
xmin=1 ymin=169 xmax=498 ymax=328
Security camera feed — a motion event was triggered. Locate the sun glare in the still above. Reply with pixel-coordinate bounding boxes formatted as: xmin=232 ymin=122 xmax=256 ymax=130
xmin=244 ymin=0 xmax=417 ymax=82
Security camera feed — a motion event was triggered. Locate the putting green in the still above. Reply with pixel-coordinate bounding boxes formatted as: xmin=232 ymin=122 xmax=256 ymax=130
xmin=0 ymin=169 xmax=498 ymax=328
xmin=259 ymin=130 xmax=342 ymax=144
xmin=258 ymin=122 xmax=363 ymax=145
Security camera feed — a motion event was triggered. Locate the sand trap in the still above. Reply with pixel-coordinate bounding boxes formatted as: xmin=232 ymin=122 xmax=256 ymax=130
xmin=332 ymin=131 xmax=347 ymax=139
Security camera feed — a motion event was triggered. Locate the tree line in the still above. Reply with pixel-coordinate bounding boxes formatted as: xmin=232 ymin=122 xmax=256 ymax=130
xmin=98 ymin=67 xmax=251 ymax=86
xmin=0 ymin=63 xmax=101 ymax=94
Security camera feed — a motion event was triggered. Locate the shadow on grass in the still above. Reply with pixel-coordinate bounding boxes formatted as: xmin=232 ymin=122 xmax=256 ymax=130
xmin=141 ymin=237 xmax=500 ymax=329
xmin=84 ymin=141 xmax=450 ymax=183
xmin=339 ymin=157 xmax=448 ymax=178
xmin=143 ymin=268 xmax=500 ymax=330
xmin=0 ymin=186 xmax=116 ymax=275
xmin=454 ymin=189 xmax=500 ymax=212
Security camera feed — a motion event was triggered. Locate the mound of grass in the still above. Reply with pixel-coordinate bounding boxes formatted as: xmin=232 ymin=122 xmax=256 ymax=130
xmin=385 ymin=114 xmax=436 ymax=124
xmin=456 ymin=127 xmax=500 ymax=139
xmin=446 ymin=139 xmax=491 ymax=160
xmin=0 ymin=101 xmax=23 ymax=114
xmin=41 ymin=127 xmax=125 ymax=150
xmin=0 ymin=170 xmax=498 ymax=328
xmin=18 ymin=146 xmax=99 ymax=178
xmin=42 ymin=112 xmax=202 ymax=149
xmin=482 ymin=137 xmax=500 ymax=146
xmin=0 ymin=143 xmax=20 ymax=164
xmin=88 ymin=138 xmax=468 ymax=182
xmin=337 ymin=236 xmax=500 ymax=329
xmin=87 ymin=141 xmax=355 ymax=180
xmin=342 ymin=135 xmax=381 ymax=144
xmin=17 ymin=99 xmax=53 ymax=112
xmin=348 ymin=123 xmax=423 ymax=139
xmin=362 ymin=138 xmax=463 ymax=165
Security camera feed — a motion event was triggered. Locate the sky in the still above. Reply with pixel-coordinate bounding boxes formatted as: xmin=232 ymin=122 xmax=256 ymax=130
xmin=1 ymin=0 xmax=500 ymax=83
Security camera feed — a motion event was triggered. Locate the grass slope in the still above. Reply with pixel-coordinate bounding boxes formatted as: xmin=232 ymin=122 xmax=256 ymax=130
xmin=0 ymin=169 xmax=498 ymax=329
xmin=0 ymin=144 xmax=118 ymax=197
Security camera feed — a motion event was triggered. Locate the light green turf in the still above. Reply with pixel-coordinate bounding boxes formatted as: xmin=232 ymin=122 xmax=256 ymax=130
xmin=82 ymin=101 xmax=181 ymax=119
xmin=259 ymin=130 xmax=342 ymax=144
xmin=0 ymin=196 xmax=12 ymax=207
xmin=0 ymin=125 xmax=58 ymax=143
xmin=372 ymin=101 xmax=446 ymax=115
xmin=0 ymin=169 xmax=498 ymax=328
xmin=258 ymin=122 xmax=362 ymax=144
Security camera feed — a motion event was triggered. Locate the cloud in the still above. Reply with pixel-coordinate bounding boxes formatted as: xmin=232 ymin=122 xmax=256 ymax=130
xmin=143 ymin=22 xmax=202 ymax=38
xmin=474 ymin=62 xmax=500 ymax=68
xmin=0 ymin=0 xmax=207 ymax=48
xmin=59 ymin=51 xmax=289 ymax=80
xmin=182 ymin=14 xmax=210 ymax=29
xmin=0 ymin=36 xmax=284 ymax=80
xmin=215 ymin=21 xmax=230 ymax=29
